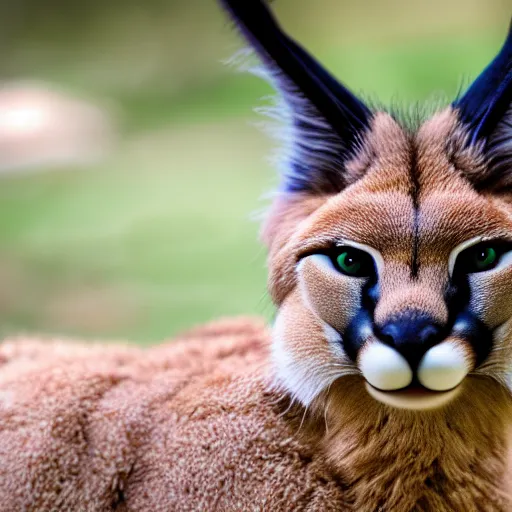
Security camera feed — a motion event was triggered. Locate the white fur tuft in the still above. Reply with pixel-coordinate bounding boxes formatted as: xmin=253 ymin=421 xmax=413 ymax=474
xmin=359 ymin=341 xmax=413 ymax=391
xmin=417 ymin=341 xmax=469 ymax=391
xmin=271 ymin=312 xmax=357 ymax=407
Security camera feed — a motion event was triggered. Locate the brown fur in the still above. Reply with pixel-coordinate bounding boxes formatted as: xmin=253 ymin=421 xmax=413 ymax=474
xmin=268 ymin=108 xmax=512 ymax=510
xmin=310 ymin=376 xmax=512 ymax=511
xmin=1 ymin=107 xmax=512 ymax=510
xmin=1 ymin=319 xmax=510 ymax=510
xmin=0 ymin=319 xmax=355 ymax=511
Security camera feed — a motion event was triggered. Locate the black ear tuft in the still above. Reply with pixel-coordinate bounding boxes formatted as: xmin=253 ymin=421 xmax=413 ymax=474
xmin=453 ymin=20 xmax=512 ymax=190
xmin=218 ymin=0 xmax=372 ymax=194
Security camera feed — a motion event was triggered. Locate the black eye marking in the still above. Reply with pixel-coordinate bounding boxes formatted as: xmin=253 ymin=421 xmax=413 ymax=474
xmin=445 ymin=242 xmax=510 ymax=368
xmin=453 ymin=240 xmax=512 ymax=276
xmin=331 ymin=246 xmax=374 ymax=277
xmin=452 ymin=311 xmax=493 ymax=367
xmin=342 ymin=274 xmax=379 ymax=362
xmin=297 ymin=245 xmax=376 ymax=278
xmin=343 ymin=308 xmax=374 ymax=362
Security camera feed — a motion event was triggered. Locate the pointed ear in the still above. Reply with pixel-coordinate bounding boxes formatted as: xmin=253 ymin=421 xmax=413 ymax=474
xmin=452 ymin=20 xmax=512 ymax=191
xmin=219 ymin=0 xmax=372 ymax=194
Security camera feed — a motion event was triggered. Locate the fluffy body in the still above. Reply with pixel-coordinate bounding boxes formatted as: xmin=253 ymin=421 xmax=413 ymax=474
xmin=2 ymin=2 xmax=512 ymax=510
xmin=0 ymin=319 xmax=511 ymax=511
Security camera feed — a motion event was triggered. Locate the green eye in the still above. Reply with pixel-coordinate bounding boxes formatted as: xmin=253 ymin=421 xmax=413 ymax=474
xmin=334 ymin=247 xmax=373 ymax=277
xmin=456 ymin=243 xmax=504 ymax=274
xmin=472 ymin=246 xmax=497 ymax=271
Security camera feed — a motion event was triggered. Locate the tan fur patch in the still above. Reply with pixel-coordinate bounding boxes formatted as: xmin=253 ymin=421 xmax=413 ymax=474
xmin=304 ymin=375 xmax=512 ymax=511
xmin=298 ymin=255 xmax=363 ymax=332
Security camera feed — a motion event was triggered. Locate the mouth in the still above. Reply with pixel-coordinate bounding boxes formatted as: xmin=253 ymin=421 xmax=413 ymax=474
xmin=365 ymin=382 xmax=462 ymax=410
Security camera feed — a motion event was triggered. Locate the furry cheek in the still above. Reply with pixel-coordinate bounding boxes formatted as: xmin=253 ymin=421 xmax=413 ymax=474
xmin=296 ymin=254 xmax=363 ymax=332
xmin=270 ymin=288 xmax=358 ymax=407
xmin=475 ymin=318 xmax=512 ymax=388
xmin=469 ymin=257 xmax=512 ymax=328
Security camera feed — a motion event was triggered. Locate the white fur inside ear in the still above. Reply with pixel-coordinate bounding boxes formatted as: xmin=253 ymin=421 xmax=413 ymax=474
xmin=417 ymin=341 xmax=469 ymax=391
xmin=359 ymin=341 xmax=412 ymax=391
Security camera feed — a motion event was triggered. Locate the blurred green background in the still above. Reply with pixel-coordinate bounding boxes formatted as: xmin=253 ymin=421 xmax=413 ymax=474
xmin=0 ymin=0 xmax=508 ymax=344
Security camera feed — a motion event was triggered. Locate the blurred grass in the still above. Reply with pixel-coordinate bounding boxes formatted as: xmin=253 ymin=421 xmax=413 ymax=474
xmin=0 ymin=122 xmax=273 ymax=343
xmin=0 ymin=0 xmax=509 ymax=343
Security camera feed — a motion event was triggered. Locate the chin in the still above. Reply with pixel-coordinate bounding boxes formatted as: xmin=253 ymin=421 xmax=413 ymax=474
xmin=365 ymin=383 xmax=463 ymax=410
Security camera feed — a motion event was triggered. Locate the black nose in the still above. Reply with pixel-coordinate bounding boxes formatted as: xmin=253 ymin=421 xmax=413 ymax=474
xmin=376 ymin=312 xmax=444 ymax=369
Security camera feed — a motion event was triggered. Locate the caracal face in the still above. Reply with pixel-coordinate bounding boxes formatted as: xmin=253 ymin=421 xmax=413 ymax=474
xmin=219 ymin=0 xmax=512 ymax=410
xmin=270 ymin=110 xmax=512 ymax=410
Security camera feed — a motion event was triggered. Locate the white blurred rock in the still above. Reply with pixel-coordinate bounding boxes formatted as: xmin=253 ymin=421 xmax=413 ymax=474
xmin=0 ymin=82 xmax=116 ymax=173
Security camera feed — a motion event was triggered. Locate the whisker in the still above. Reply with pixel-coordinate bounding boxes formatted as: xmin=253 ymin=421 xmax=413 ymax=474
xmin=277 ymin=397 xmax=297 ymax=418
xmin=296 ymin=404 xmax=309 ymax=435
xmin=323 ymin=398 xmax=331 ymax=435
